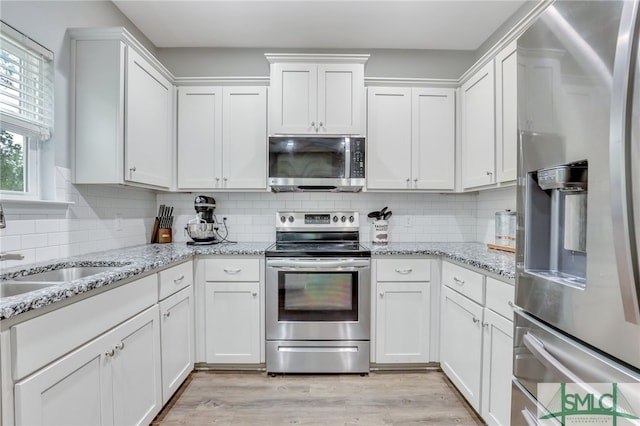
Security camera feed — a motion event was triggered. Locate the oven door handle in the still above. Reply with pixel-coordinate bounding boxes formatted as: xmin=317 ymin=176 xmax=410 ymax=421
xmin=266 ymin=258 xmax=370 ymax=270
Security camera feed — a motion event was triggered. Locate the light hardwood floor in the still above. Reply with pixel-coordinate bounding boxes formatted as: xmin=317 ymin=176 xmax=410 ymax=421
xmin=152 ymin=371 xmax=485 ymax=425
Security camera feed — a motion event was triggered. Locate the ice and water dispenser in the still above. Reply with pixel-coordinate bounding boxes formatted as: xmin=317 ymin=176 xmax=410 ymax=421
xmin=525 ymin=161 xmax=588 ymax=288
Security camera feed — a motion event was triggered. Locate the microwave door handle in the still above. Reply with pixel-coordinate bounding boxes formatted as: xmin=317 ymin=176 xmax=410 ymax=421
xmin=345 ymin=137 xmax=351 ymax=178
xmin=610 ymin=0 xmax=640 ymax=324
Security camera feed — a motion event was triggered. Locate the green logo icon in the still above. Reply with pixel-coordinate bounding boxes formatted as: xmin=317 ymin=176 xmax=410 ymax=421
xmin=538 ymin=383 xmax=640 ymax=425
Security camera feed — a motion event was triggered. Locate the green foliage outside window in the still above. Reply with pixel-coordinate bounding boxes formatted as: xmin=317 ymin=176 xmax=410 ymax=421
xmin=0 ymin=129 xmax=24 ymax=192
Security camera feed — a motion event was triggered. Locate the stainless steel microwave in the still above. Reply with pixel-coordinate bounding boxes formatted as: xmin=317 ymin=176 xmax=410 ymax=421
xmin=268 ymin=136 xmax=365 ymax=192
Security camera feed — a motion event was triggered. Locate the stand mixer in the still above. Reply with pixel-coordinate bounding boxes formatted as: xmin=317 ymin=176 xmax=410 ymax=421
xmin=185 ymin=195 xmax=220 ymax=245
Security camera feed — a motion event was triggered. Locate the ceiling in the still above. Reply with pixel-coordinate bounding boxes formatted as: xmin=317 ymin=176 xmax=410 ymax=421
xmin=112 ymin=1 xmax=530 ymax=51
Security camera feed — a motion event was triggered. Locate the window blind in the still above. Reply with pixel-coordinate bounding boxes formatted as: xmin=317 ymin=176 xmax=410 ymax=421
xmin=0 ymin=21 xmax=54 ymax=140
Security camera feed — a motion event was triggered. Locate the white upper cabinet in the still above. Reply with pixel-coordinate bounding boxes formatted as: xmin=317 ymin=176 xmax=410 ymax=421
xmin=71 ymin=28 xmax=174 ymax=189
xmin=495 ymin=41 xmax=518 ymax=183
xmin=367 ymin=87 xmax=455 ymax=190
xmin=267 ymin=54 xmax=367 ymax=135
xmin=177 ymin=86 xmax=267 ymax=190
xmin=461 ymin=61 xmax=496 ymax=190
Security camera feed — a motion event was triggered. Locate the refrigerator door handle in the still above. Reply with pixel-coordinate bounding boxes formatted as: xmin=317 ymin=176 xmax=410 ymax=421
xmin=610 ymin=0 xmax=640 ymax=324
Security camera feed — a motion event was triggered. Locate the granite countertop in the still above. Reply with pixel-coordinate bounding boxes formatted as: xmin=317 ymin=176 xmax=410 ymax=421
xmin=367 ymin=242 xmax=516 ymax=281
xmin=0 ymin=240 xmax=514 ymax=321
xmin=0 ymin=242 xmax=272 ymax=321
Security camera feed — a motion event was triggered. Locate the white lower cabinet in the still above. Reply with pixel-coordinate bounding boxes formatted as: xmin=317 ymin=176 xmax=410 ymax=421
xmin=440 ymin=285 xmax=484 ymax=408
xmin=159 ymin=286 xmax=194 ymax=404
xmin=440 ymin=262 xmax=514 ymax=425
xmin=373 ymin=258 xmax=432 ymax=364
xmin=203 ymin=258 xmax=263 ymax=364
xmin=14 ymin=305 xmax=162 ymax=426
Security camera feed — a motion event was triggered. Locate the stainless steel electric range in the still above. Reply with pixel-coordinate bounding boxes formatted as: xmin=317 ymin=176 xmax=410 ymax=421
xmin=265 ymin=211 xmax=371 ymax=374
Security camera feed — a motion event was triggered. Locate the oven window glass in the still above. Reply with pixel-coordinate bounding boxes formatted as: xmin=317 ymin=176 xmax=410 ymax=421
xmin=269 ymin=138 xmax=346 ymax=178
xmin=278 ymin=271 xmax=358 ymax=321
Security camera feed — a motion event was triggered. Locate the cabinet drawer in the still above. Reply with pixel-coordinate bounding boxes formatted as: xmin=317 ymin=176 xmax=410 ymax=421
xmin=377 ymin=258 xmax=431 ymax=282
xmin=205 ymin=258 xmax=260 ymax=282
xmin=159 ymin=261 xmax=193 ymax=300
xmin=485 ymin=277 xmax=514 ymax=320
xmin=442 ymin=261 xmax=484 ymax=304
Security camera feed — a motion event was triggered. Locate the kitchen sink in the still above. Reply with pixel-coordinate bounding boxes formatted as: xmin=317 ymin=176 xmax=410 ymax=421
xmin=0 ymin=282 xmax=58 ymax=298
xmin=11 ymin=266 xmax=116 ymax=283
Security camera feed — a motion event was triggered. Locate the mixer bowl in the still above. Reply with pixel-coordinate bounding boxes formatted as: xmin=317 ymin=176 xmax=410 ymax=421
xmin=185 ymin=223 xmax=218 ymax=242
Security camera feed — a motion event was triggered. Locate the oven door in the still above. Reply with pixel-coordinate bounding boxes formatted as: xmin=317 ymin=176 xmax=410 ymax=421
xmin=266 ymin=257 xmax=371 ymax=341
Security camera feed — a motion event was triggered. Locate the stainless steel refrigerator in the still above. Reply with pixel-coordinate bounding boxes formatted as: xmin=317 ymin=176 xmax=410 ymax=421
xmin=513 ymin=1 xmax=640 ymax=424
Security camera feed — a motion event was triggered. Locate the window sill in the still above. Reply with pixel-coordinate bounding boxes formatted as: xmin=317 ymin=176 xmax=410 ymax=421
xmin=0 ymin=198 xmax=74 ymax=214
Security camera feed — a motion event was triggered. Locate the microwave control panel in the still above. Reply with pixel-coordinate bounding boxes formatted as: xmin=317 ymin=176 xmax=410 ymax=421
xmin=350 ymin=138 xmax=365 ymax=178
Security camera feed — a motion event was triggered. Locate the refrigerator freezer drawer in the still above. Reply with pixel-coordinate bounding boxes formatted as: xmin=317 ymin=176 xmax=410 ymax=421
xmin=513 ymin=310 xmax=640 ymax=401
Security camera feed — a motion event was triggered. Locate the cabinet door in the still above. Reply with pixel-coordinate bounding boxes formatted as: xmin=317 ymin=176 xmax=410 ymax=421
xmin=376 ymin=282 xmax=430 ymax=363
xmin=222 ymin=86 xmax=267 ymax=189
xmin=461 ymin=61 xmax=496 ymax=189
xmin=270 ymin=63 xmax=317 ymax=134
xmin=495 ymin=41 xmax=518 ymax=183
xmin=125 ymin=48 xmax=172 ymax=188
xmin=14 ymin=334 xmax=112 ymax=426
xmin=440 ymin=286 xmax=483 ymax=410
xmin=177 ymin=86 xmax=223 ymax=189
xmin=205 ymin=282 xmax=260 ymax=363
xmin=366 ymin=87 xmax=413 ymax=189
xmin=412 ymin=88 xmax=455 ymax=190
xmin=111 ymin=306 xmax=162 ymax=426
xmin=159 ymin=286 xmax=194 ymax=405
xmin=317 ymin=63 xmax=364 ymax=135
xmin=481 ymin=308 xmax=514 ymax=426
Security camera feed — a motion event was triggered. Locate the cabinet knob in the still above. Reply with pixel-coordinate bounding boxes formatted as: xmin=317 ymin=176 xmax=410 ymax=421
xmin=482 ymin=322 xmax=489 ymax=328
xmin=311 ymin=122 xmax=315 ymax=127
xmin=486 ymin=171 xmax=493 ymax=176
xmin=105 ymin=348 xmax=115 ymax=357
xmin=472 ymin=317 xmax=480 ymax=324
xmin=129 ymin=166 xmax=136 ymax=173
xmin=252 ymin=292 xmax=258 ymax=297
xmin=163 ymin=311 xmax=171 ymax=318
xmin=379 ymin=292 xmax=384 ymax=297
xmin=115 ymin=342 xmax=125 ymax=350
xmin=216 ymin=177 xmax=220 ymax=182
xmin=318 ymin=122 xmax=323 ymax=127
xmin=406 ymin=178 xmax=410 ymax=183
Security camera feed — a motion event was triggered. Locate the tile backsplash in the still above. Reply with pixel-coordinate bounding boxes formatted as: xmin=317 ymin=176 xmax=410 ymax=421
xmin=0 ymin=167 xmax=156 ymax=269
xmin=159 ymin=188 xmax=515 ymax=244
xmin=0 ymin=167 xmax=516 ymax=270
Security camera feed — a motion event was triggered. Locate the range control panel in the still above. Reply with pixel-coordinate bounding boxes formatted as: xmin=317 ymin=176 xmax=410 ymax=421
xmin=276 ymin=211 xmax=360 ymax=230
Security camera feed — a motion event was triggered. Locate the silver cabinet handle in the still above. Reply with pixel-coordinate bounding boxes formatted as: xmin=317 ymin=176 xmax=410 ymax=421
xmin=486 ymin=171 xmax=493 ymax=176
xmin=379 ymin=292 xmax=384 ymax=297
xmin=173 ymin=275 xmax=185 ymax=284
xmin=224 ymin=268 xmax=241 ymax=274
xmin=163 ymin=311 xmax=171 ymax=318
xmin=311 ymin=121 xmax=315 ymax=127
xmin=129 ymin=166 xmax=136 ymax=172
xmin=453 ymin=277 xmax=465 ymax=285
xmin=115 ymin=342 xmax=125 ymax=351
xmin=252 ymin=292 xmax=257 ymax=297
xmin=395 ymin=268 xmax=412 ymax=274
xmin=482 ymin=322 xmax=489 ymax=328
xmin=318 ymin=122 xmax=323 ymax=127
xmin=406 ymin=178 xmax=410 ymax=182
xmin=223 ymin=177 xmax=228 ymax=182
xmin=105 ymin=348 xmax=115 ymax=357
xmin=472 ymin=317 xmax=480 ymax=324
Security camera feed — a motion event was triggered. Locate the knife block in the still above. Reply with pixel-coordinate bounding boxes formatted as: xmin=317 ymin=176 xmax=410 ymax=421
xmin=157 ymin=228 xmax=172 ymax=244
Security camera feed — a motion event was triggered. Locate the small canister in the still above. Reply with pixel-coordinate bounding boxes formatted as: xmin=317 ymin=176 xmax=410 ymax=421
xmin=372 ymin=219 xmax=388 ymax=244
xmin=495 ymin=210 xmax=516 ymax=247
